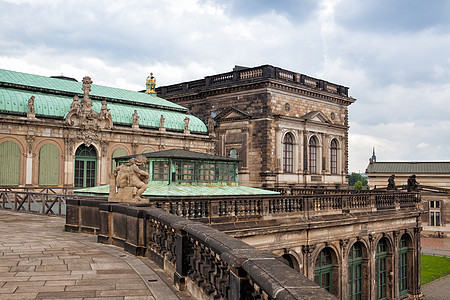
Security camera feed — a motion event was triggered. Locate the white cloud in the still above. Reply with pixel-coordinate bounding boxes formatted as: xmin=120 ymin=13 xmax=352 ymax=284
xmin=0 ymin=0 xmax=449 ymax=174
xmin=417 ymin=143 xmax=429 ymax=149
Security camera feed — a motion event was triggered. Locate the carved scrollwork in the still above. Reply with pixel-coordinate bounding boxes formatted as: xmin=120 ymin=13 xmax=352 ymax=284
xmin=65 ymin=77 xmax=113 ymax=130
xmin=302 ymin=244 xmax=316 ymax=254
xmin=25 ymin=135 xmax=34 ymax=155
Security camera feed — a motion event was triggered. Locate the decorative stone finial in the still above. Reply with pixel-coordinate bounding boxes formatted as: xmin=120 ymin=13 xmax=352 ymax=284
xmin=145 ymin=73 xmax=156 ymax=94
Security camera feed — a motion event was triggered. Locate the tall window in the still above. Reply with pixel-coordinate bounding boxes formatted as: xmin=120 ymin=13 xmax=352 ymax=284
xmin=330 ymin=139 xmax=338 ymax=174
xmin=399 ymin=235 xmax=409 ymax=296
xmin=429 ymin=201 xmax=441 ymax=226
xmin=376 ymin=238 xmax=388 ymax=300
xmin=283 ymin=133 xmax=293 ymax=173
xmin=348 ymin=243 xmax=363 ymax=300
xmin=74 ymin=145 xmax=97 ymax=188
xmin=39 ymin=143 xmax=59 ymax=186
xmin=309 ymin=136 xmax=317 ymax=174
xmin=314 ymin=247 xmax=334 ymax=294
xmin=0 ymin=141 xmax=20 ymax=186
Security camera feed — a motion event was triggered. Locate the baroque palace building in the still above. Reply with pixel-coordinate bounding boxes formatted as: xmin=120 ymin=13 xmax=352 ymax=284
xmin=157 ymin=65 xmax=355 ymax=190
xmin=0 ymin=69 xmax=214 ymax=188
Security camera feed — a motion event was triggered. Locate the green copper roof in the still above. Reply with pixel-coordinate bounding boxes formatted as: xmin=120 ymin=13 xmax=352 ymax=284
xmin=0 ymin=68 xmax=187 ymax=111
xmin=74 ymin=182 xmax=280 ymax=197
xmin=116 ymin=149 xmax=238 ymax=162
xmin=366 ymin=162 xmax=450 ymax=174
xmin=0 ymin=88 xmax=207 ymax=132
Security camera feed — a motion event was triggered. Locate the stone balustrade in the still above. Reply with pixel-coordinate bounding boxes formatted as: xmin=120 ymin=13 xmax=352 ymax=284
xmin=157 ymin=65 xmax=349 ymax=98
xmin=66 ymin=200 xmax=336 ymax=299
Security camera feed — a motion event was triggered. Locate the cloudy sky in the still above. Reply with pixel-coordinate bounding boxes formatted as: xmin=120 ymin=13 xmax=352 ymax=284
xmin=1 ymin=0 xmax=449 ymax=173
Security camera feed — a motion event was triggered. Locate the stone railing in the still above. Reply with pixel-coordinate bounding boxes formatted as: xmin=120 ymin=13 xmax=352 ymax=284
xmin=157 ymin=65 xmax=349 ymax=98
xmin=138 ymin=191 xmax=420 ymax=223
xmin=66 ymin=200 xmax=336 ymax=299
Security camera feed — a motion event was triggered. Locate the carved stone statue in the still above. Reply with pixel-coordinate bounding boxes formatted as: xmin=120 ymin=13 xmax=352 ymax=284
xmin=70 ymin=95 xmax=81 ymax=115
xmin=110 ymin=155 xmax=149 ymax=203
xmin=407 ymin=174 xmax=419 ymax=192
xmin=99 ymin=100 xmax=113 ymax=129
xmin=184 ymin=117 xmax=190 ymax=132
xmin=27 ymin=96 xmax=35 ymax=118
xmin=159 ymin=114 xmax=165 ymax=131
xmin=132 ymin=110 xmax=139 ymax=129
xmin=387 ymin=174 xmax=396 ymax=190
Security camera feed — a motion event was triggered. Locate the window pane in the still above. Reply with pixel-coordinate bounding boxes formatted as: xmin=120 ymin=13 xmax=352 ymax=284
xmin=283 ymin=134 xmax=293 ymax=173
xmin=153 ymin=161 xmax=169 ymax=180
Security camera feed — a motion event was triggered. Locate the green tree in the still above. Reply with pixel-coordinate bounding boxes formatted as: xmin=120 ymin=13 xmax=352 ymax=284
xmin=354 ymin=181 xmax=363 ymax=190
xmin=348 ymin=172 xmax=368 ymax=186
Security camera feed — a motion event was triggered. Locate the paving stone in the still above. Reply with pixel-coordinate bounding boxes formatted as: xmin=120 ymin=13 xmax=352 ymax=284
xmin=35 ymin=264 xmax=68 ymax=272
xmin=96 ymin=288 xmax=151 ymax=297
xmin=116 ymin=282 xmax=148 ymax=290
xmin=36 ymin=290 xmax=96 ymax=298
xmin=64 ymin=284 xmax=115 ymax=291
xmin=0 ymin=210 xmax=186 ymax=300
xmin=16 ymin=285 xmax=65 ymax=293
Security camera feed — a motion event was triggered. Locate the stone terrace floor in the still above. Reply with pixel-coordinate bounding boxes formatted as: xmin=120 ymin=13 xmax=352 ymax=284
xmin=0 ymin=210 xmax=190 ymax=300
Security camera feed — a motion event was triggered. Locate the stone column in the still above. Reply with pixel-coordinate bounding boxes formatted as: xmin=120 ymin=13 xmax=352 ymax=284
xmin=274 ymin=125 xmax=282 ymax=173
xmin=339 ymin=239 xmax=349 ymax=299
xmin=298 ymin=130 xmax=304 ymax=173
xmin=411 ymin=227 xmax=423 ymax=299
xmin=25 ymin=135 xmax=34 ymax=186
xmin=392 ymin=230 xmax=400 ymax=298
xmin=64 ymin=138 xmax=75 ymax=186
xmin=100 ymin=140 xmax=109 ymax=185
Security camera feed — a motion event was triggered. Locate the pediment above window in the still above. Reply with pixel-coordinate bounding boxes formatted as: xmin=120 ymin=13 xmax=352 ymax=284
xmin=215 ymin=107 xmax=251 ymax=121
xmin=300 ymin=110 xmax=331 ymax=123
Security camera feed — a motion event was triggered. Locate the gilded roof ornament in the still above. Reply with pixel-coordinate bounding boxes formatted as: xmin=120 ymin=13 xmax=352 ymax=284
xmin=145 ymin=73 xmax=156 ymax=94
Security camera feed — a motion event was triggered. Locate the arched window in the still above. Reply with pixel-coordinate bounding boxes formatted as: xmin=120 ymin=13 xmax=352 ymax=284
xmin=0 ymin=141 xmax=20 ymax=186
xmin=376 ymin=238 xmax=388 ymax=300
xmin=399 ymin=235 xmax=409 ymax=297
xmin=309 ymin=136 xmax=317 ymax=174
xmin=330 ymin=139 xmax=338 ymax=174
xmin=111 ymin=148 xmax=128 ymax=171
xmin=39 ymin=144 xmax=59 ymax=186
xmin=282 ymin=254 xmax=299 ymax=271
xmin=314 ymin=248 xmax=334 ymax=293
xmin=283 ymin=133 xmax=293 ymax=173
xmin=74 ymin=145 xmax=97 ymax=188
xmin=348 ymin=242 xmax=364 ymax=300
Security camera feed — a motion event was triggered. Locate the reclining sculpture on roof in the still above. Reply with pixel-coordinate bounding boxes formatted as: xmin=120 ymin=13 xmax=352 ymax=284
xmin=109 ymin=155 xmax=150 ymax=203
